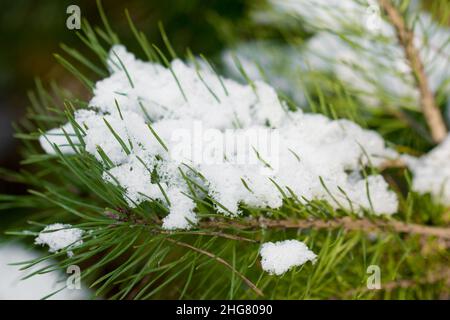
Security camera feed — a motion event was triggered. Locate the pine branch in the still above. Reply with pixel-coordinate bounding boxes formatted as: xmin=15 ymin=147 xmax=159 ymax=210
xmin=4 ymin=2 xmax=449 ymax=299
xmin=114 ymin=206 xmax=450 ymax=245
xmin=199 ymin=216 xmax=450 ymax=244
xmin=378 ymin=0 xmax=447 ymax=143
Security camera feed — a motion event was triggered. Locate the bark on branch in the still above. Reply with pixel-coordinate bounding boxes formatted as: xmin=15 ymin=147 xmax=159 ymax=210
xmin=114 ymin=208 xmax=450 ymax=245
xmin=200 ymin=216 xmax=450 ymax=243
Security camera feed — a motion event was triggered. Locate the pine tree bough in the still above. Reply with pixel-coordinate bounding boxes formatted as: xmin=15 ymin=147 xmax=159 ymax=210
xmin=378 ymin=0 xmax=447 ymax=143
xmin=239 ymin=0 xmax=450 ymax=142
xmin=114 ymin=209 xmax=450 ymax=246
xmin=198 ymin=217 xmax=450 ymax=244
xmin=5 ymin=1 xmax=449 ymax=298
xmin=40 ymin=45 xmax=403 ymax=230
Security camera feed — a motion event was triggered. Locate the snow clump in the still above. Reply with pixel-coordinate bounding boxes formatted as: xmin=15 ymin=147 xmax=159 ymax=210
xmin=40 ymin=45 xmax=399 ymax=230
xmin=35 ymin=223 xmax=84 ymax=257
xmin=260 ymin=239 xmax=317 ymax=275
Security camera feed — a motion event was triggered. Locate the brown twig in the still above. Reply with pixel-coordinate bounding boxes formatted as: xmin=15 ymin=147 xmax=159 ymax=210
xmin=164 ymin=237 xmax=264 ymax=297
xmin=378 ymin=158 xmax=407 ymax=171
xmin=112 ymin=207 xmax=450 ymax=245
xmin=200 ymin=216 xmax=450 ymax=243
xmin=378 ymin=0 xmax=447 ymax=143
xmin=159 ymin=230 xmax=258 ymax=243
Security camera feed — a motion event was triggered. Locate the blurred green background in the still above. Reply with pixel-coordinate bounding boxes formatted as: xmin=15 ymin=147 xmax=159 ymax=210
xmin=0 ymin=0 xmax=269 ymax=196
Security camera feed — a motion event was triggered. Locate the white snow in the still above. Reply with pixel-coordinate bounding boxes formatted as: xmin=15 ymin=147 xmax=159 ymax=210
xmin=39 ymin=124 xmax=77 ymax=155
xmin=405 ymin=134 xmax=450 ymax=206
xmin=40 ymin=45 xmax=399 ymax=230
xmin=0 ymin=243 xmax=89 ymax=299
xmin=260 ymin=239 xmax=317 ymax=275
xmin=35 ymin=223 xmax=84 ymax=257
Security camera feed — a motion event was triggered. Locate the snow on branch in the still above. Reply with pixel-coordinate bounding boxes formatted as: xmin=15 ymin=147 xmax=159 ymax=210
xmin=260 ymin=240 xmax=317 ymax=275
xmin=34 ymin=223 xmax=84 ymax=257
xmin=40 ymin=45 xmax=401 ymax=231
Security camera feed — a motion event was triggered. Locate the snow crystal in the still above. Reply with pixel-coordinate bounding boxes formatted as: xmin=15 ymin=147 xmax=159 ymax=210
xmin=260 ymin=239 xmax=317 ymax=275
xmin=406 ymin=134 xmax=450 ymax=205
xmin=35 ymin=223 xmax=83 ymax=257
xmin=40 ymin=45 xmax=399 ymax=230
